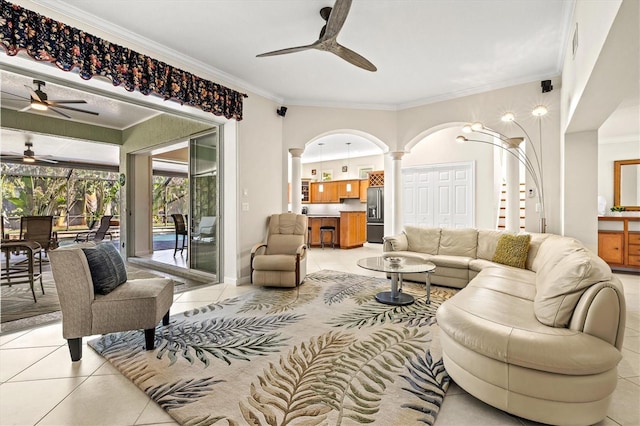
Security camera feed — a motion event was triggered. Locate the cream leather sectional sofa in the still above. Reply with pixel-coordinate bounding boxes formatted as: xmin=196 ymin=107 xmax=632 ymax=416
xmin=383 ymin=226 xmax=626 ymax=426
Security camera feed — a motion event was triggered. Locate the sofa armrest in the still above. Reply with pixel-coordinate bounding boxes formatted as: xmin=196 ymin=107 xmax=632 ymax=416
xmin=569 ymin=278 xmax=626 ymax=350
xmin=383 ymin=234 xmax=408 ymax=252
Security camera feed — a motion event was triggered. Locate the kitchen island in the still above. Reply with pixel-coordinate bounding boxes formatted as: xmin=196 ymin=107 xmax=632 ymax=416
xmin=306 ymin=212 xmax=366 ymax=249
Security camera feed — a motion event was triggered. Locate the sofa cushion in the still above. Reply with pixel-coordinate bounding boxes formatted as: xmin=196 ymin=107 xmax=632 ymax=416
xmin=82 ymin=243 xmax=127 ymax=295
xmin=531 ymin=234 xmax=583 ymax=273
xmin=438 ymin=228 xmax=478 ymax=257
xmin=492 ymin=234 xmax=531 ymax=269
xmin=430 ymin=254 xmax=472 ymax=269
xmin=525 ymin=232 xmax=551 ymax=271
xmin=437 ymin=285 xmax=622 ymax=375
xmin=384 ymin=233 xmax=408 ymax=251
xmin=404 ymin=226 xmax=440 ymax=254
xmin=535 ymin=249 xmax=612 ymax=327
xmin=266 ymin=234 xmax=304 ymax=255
xmin=253 ymin=254 xmax=297 ymax=271
xmin=470 ymin=267 xmax=537 ymax=301
xmin=477 ymin=229 xmax=505 ymax=261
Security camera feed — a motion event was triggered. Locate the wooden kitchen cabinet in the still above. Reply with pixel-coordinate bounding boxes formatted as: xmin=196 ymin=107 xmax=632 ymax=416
xmin=598 ymin=217 xmax=640 ymax=271
xmin=340 ymin=211 xmax=366 ymax=249
xmin=359 ymin=179 xmax=369 ymax=202
xmin=310 ymin=182 xmax=339 ymax=203
xmin=337 ymin=180 xmax=360 ymax=199
xmin=598 ymin=232 xmax=624 ymax=264
xmin=629 ymin=232 xmax=640 ymax=267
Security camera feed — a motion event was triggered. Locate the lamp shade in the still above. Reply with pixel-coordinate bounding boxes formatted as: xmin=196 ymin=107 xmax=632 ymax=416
xmin=532 ymin=105 xmax=548 ymax=117
xmin=501 ymin=112 xmax=516 ymax=122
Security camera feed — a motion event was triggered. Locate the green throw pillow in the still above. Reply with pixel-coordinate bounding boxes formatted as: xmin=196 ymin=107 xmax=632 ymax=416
xmin=492 ymin=234 xmax=531 ymax=269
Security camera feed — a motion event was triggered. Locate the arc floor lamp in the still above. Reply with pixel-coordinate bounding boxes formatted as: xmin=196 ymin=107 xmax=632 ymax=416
xmin=457 ymin=106 xmax=547 ymax=233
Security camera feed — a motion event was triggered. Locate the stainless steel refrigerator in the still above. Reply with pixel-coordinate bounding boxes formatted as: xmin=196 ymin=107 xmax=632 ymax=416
xmin=366 ymin=187 xmax=384 ymax=243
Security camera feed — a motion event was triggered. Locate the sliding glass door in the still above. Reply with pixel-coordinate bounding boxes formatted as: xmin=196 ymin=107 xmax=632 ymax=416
xmin=189 ymin=131 xmax=220 ymax=276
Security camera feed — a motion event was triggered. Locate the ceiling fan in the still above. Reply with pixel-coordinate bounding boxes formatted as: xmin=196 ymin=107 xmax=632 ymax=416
xmin=2 ymin=141 xmax=58 ymax=164
xmin=256 ymin=0 xmax=377 ymax=72
xmin=1 ymin=80 xmax=99 ymax=119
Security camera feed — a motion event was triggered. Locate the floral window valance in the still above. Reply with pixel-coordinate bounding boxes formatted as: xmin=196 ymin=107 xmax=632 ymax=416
xmin=0 ymin=0 xmax=246 ymax=120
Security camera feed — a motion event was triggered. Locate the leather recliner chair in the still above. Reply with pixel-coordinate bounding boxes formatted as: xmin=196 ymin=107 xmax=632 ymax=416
xmin=250 ymin=213 xmax=308 ymax=288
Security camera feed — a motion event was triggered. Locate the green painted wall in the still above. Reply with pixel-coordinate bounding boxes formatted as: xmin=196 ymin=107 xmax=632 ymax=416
xmin=1 ymin=108 xmax=122 ymax=144
xmin=121 ymin=114 xmax=214 ymax=153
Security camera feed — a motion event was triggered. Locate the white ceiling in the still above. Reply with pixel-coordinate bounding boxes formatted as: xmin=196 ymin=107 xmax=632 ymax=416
xmin=1 ymin=0 xmax=634 ymax=166
xmin=37 ymin=0 xmax=572 ymax=108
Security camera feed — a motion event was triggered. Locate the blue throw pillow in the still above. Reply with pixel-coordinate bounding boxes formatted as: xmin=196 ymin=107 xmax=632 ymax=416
xmin=82 ymin=243 xmax=127 ymax=295
xmin=97 ymin=242 xmax=128 ymax=285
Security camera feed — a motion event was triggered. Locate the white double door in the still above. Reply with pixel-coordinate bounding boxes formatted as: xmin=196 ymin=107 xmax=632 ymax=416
xmin=402 ymin=162 xmax=474 ymax=229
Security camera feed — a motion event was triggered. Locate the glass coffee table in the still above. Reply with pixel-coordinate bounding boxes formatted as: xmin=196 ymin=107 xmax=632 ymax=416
xmin=357 ymin=256 xmax=436 ymax=306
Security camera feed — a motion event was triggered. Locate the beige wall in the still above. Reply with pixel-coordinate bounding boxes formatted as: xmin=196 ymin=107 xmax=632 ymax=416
xmin=403 ymin=127 xmax=497 ymax=229
xmin=302 ymin=154 xmax=385 ymax=181
xmin=236 ymin=93 xmax=284 ymax=281
xmin=561 ymin=0 xmax=638 ymax=245
xmin=281 ymin=80 xmax=562 ymax=235
xmin=598 ymin=141 xmax=640 ymax=211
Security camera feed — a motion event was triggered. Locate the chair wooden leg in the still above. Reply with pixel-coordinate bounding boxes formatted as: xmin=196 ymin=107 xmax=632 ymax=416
xmin=68 ymin=338 xmax=82 ymax=361
xmin=162 ymin=310 xmax=170 ymax=326
xmin=144 ymin=328 xmax=155 ymax=350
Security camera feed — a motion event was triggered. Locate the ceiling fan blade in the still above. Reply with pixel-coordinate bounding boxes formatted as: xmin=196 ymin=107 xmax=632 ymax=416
xmin=257 ymin=42 xmax=318 ymax=57
xmin=323 ymin=0 xmax=352 ymax=40
xmin=332 ymin=43 xmax=377 ymax=72
xmin=1 ymin=91 xmax=30 ymax=100
xmin=49 ymin=107 xmax=71 ymax=119
xmin=35 ymin=157 xmax=58 ymax=164
xmin=46 ymin=99 xmax=88 ymax=105
xmin=24 ymin=84 xmax=42 ymax=102
xmin=54 ymin=104 xmax=99 ymax=116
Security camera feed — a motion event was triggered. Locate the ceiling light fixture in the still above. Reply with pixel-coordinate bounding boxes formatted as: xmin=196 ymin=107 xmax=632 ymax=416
xmin=30 ymin=100 xmax=48 ymax=111
xmin=23 ymin=143 xmax=36 ymax=162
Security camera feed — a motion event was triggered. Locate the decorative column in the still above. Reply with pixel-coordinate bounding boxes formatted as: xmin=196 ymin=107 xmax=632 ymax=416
xmin=390 ymin=151 xmax=405 ymax=236
xmin=505 ymin=146 xmax=520 ymax=232
xmin=289 ymin=148 xmax=304 ymax=214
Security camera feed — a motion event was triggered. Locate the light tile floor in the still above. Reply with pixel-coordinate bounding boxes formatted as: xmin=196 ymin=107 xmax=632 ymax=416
xmin=1 ymin=244 xmax=638 ymax=425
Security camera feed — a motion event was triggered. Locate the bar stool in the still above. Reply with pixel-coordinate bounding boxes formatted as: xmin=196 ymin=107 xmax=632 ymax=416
xmin=320 ymin=225 xmax=336 ymax=249
xmin=307 ymin=226 xmax=312 ymax=249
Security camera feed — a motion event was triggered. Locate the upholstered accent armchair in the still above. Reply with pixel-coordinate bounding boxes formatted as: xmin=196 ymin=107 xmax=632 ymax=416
xmin=49 ymin=243 xmax=174 ymax=361
xmin=251 ymin=213 xmax=308 ymax=287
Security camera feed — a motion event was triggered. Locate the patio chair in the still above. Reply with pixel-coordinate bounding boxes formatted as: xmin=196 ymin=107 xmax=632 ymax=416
xmin=171 ymin=213 xmax=188 ymax=256
xmin=74 ymin=215 xmax=113 ymax=242
xmin=194 ymin=216 xmax=216 ymax=241
xmin=19 ymin=216 xmax=58 ymax=263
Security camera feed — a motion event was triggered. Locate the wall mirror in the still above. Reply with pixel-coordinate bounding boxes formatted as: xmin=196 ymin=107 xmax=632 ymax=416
xmin=614 ymin=159 xmax=640 ymax=211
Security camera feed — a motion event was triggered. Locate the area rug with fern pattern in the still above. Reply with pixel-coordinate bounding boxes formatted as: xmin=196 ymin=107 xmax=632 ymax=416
xmin=88 ymin=270 xmax=457 ymax=425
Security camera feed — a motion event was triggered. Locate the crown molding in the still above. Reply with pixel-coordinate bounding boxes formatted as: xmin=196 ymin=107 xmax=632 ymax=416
xmin=32 ymin=0 xmax=284 ymax=104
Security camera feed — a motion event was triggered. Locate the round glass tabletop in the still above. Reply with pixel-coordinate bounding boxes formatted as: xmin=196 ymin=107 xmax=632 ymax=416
xmin=357 ymin=256 xmax=435 ymax=274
